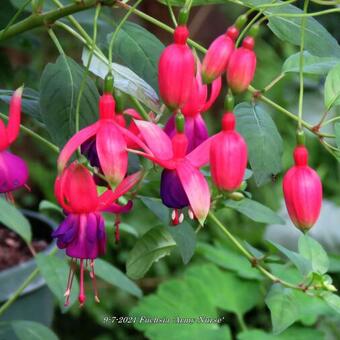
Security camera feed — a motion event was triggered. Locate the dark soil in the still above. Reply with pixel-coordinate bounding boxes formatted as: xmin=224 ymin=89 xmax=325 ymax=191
xmin=0 ymin=227 xmax=48 ymax=271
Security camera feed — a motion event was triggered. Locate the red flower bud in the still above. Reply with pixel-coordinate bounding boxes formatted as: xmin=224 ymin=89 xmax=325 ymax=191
xmin=158 ymin=26 xmax=195 ymax=109
xmin=227 ymin=36 xmax=256 ymax=93
xmin=202 ymin=26 xmax=238 ymax=84
xmin=283 ymin=146 xmax=323 ymax=231
xmin=210 ymin=112 xmax=248 ymax=191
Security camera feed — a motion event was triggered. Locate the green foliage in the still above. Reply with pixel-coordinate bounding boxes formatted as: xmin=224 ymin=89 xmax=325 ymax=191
xmin=40 ymin=55 xmax=99 ymax=147
xmin=335 ymin=122 xmax=340 ymax=148
xmin=324 ymin=63 xmax=340 ymax=110
xmin=107 ymin=21 xmax=164 ymax=92
xmin=0 ymin=197 xmax=31 ymax=243
xmin=234 ymin=103 xmax=283 ymax=186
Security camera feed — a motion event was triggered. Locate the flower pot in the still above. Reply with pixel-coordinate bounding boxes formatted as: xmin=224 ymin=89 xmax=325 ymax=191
xmin=0 ymin=210 xmax=57 ymax=326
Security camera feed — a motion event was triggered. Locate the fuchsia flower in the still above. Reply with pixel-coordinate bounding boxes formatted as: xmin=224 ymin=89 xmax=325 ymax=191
xmin=158 ymin=25 xmax=195 ymax=109
xmin=202 ymin=26 xmax=239 ymax=84
xmin=164 ymin=61 xmax=221 ymax=151
xmin=227 ymin=36 xmax=257 ymax=93
xmin=210 ymin=112 xmax=247 ymax=191
xmin=58 ymin=91 xmax=142 ymax=186
xmin=130 ymin=120 xmax=211 ymax=225
xmin=283 ymin=145 xmax=322 ymax=231
xmin=0 ymin=88 xmax=28 ymax=201
xmin=53 ymin=162 xmax=142 ymax=306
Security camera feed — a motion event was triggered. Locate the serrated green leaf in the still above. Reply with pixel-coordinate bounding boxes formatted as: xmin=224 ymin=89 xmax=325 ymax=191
xmin=0 ymin=198 xmax=31 ymax=243
xmin=82 ymin=50 xmax=160 ymax=113
xmin=325 ymin=63 xmax=340 ymax=110
xmin=269 ymin=240 xmax=312 ymax=276
xmin=0 ymin=320 xmax=58 ymax=340
xmin=298 ymin=234 xmax=329 ymax=275
xmin=39 ymin=55 xmax=99 ymax=147
xmin=282 ymin=52 xmax=340 ymax=75
xmin=265 ymin=284 xmax=299 ymax=334
xmin=94 ymin=258 xmax=142 ymax=298
xmin=35 ymin=254 xmax=78 ymax=311
xmin=234 ymin=103 xmax=283 ymax=186
xmin=107 ymin=21 xmax=164 ymax=91
xmin=126 ymin=226 xmax=176 ymax=279
xmin=224 ymin=198 xmax=284 ymax=224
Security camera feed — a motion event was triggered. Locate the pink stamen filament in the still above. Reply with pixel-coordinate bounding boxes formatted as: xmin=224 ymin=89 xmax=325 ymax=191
xmin=90 ymin=260 xmax=100 ymax=303
xmin=79 ymin=259 xmax=86 ymax=307
xmin=64 ymin=259 xmax=76 ymax=307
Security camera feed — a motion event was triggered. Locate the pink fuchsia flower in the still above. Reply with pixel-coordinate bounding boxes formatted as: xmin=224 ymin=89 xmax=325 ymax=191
xmin=164 ymin=62 xmax=221 ymax=151
xmin=0 ymin=88 xmax=28 ymax=201
xmin=227 ymin=36 xmax=257 ymax=93
xmin=210 ymin=112 xmax=247 ymax=191
xmin=202 ymin=26 xmax=239 ymax=84
xmin=283 ymin=145 xmax=322 ymax=231
xmin=158 ymin=25 xmax=195 ymax=110
xmin=58 ymin=92 xmax=143 ymax=186
xmin=53 ymin=162 xmax=142 ymax=306
xmin=130 ymin=120 xmax=211 ymax=225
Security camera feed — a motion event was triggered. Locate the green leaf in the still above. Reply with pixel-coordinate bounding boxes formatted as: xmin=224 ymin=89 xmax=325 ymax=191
xmin=0 ymin=198 xmax=31 ymax=243
xmin=322 ymin=292 xmax=340 ymax=314
xmin=269 ymin=240 xmax=312 ymax=276
xmin=324 ymin=63 xmax=340 ymax=110
xmin=139 ymin=196 xmax=196 ymax=264
xmin=197 ymin=242 xmax=262 ymax=280
xmin=82 ymin=50 xmax=160 ymax=113
xmin=0 ymin=88 xmax=42 ymax=121
xmin=158 ymin=0 xmax=227 ymax=5
xmin=94 ymin=258 xmax=142 ymax=298
xmin=282 ymin=52 xmax=340 ymax=75
xmin=107 ymin=21 xmax=164 ymax=91
xmin=266 ymin=4 xmax=340 ymax=58
xmin=40 ymin=55 xmax=99 ymax=147
xmin=0 ymin=320 xmax=58 ymax=340
xmin=234 ymin=103 xmax=283 ymax=186
xmin=224 ymin=198 xmax=284 ymax=224
xmin=335 ymin=122 xmax=340 ymax=148
xmin=298 ymin=234 xmax=329 ymax=275
xmin=265 ymin=284 xmax=299 ymax=334
xmin=35 ymin=254 xmax=79 ymax=310
xmin=126 ymin=226 xmax=176 ymax=279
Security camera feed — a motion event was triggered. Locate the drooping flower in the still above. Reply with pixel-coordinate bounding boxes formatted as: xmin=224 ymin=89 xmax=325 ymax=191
xmin=53 ymin=162 xmax=142 ymax=306
xmin=227 ymin=36 xmax=257 ymax=93
xmin=58 ymin=90 xmax=143 ymax=186
xmin=158 ymin=25 xmax=195 ymax=109
xmin=202 ymin=26 xmax=239 ymax=84
xmin=164 ymin=61 xmax=221 ymax=151
xmin=210 ymin=112 xmax=247 ymax=191
xmin=129 ymin=120 xmax=211 ymax=225
xmin=0 ymin=88 xmax=28 ymax=201
xmin=283 ymin=145 xmax=322 ymax=231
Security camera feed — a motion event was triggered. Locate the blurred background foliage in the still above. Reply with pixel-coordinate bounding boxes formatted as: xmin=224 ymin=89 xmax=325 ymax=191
xmin=0 ymin=0 xmax=340 ymax=339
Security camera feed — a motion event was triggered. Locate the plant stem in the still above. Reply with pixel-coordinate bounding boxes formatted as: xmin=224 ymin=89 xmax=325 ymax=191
xmin=323 ymin=116 xmax=340 ymax=126
xmin=236 ymin=313 xmax=248 ymax=332
xmin=47 ymin=28 xmax=65 ymax=55
xmin=129 ymin=95 xmax=152 ymax=121
xmin=236 ymin=10 xmax=263 ymax=47
xmin=268 ymin=7 xmax=340 ymax=17
xmin=0 ymin=0 xmax=115 ymax=42
xmin=262 ymin=73 xmax=285 ymax=93
xmin=166 ymin=0 xmax=178 ymax=27
xmin=297 ymin=0 xmax=309 ymax=131
xmin=208 ymin=211 xmax=306 ymax=290
xmin=0 ymin=112 xmax=59 ymax=153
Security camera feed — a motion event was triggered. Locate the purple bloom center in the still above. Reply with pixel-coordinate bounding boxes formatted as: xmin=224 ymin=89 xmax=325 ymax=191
xmin=52 ymin=212 xmax=106 ymax=259
xmin=160 ymin=169 xmax=189 ymax=209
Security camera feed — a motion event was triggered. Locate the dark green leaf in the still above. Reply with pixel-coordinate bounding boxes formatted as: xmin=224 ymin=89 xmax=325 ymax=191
xmin=224 ymin=198 xmax=284 ymax=224
xmin=234 ymin=103 xmax=283 ymax=186
xmin=269 ymin=240 xmax=312 ymax=276
xmin=35 ymin=254 xmax=78 ymax=310
xmin=0 ymin=88 xmax=41 ymax=121
xmin=282 ymin=52 xmax=340 ymax=75
xmin=126 ymin=226 xmax=176 ymax=279
xmin=82 ymin=50 xmax=160 ymax=112
xmin=0 ymin=320 xmax=58 ymax=340
xmin=324 ymin=63 xmax=340 ymax=110
xmin=298 ymin=234 xmax=329 ymax=275
xmin=0 ymin=198 xmax=31 ymax=243
xmin=95 ymin=258 xmax=142 ymax=298
xmin=265 ymin=284 xmax=299 ymax=334
xmin=40 ymin=55 xmax=99 ymax=147
xmin=107 ymin=21 xmax=164 ymax=91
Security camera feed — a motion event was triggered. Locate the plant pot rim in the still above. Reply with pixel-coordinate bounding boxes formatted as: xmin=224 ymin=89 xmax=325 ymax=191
xmin=0 ymin=209 xmax=58 ymax=302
